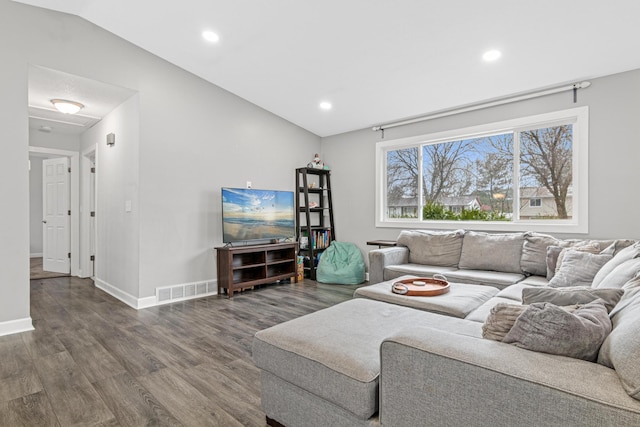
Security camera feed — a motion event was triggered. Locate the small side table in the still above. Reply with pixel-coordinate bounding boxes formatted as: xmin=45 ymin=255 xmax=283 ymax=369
xmin=366 ymin=240 xmax=397 ymax=248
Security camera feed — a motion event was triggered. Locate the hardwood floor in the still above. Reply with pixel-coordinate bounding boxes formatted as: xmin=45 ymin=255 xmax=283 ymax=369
xmin=0 ymin=276 xmax=363 ymax=426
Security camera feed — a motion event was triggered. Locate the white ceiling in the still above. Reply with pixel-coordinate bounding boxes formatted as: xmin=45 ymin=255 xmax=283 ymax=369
xmin=28 ymin=65 xmax=137 ymax=135
xmin=16 ymin=0 xmax=640 ymax=137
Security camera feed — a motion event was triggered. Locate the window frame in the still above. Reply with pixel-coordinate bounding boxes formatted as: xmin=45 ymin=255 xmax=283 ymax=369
xmin=375 ymin=107 xmax=589 ymax=233
xmin=529 ymin=198 xmax=542 ymax=208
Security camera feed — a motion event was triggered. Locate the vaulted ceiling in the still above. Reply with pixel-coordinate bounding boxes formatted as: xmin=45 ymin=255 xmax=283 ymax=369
xmin=15 ymin=0 xmax=640 ymax=137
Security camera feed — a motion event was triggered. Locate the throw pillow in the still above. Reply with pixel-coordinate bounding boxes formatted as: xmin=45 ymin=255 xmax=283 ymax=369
xmin=591 ymin=242 xmax=640 ymax=288
xmin=397 ymin=229 xmax=465 ymax=267
xmin=545 ymin=245 xmax=564 ymax=280
xmin=482 ymin=302 xmax=578 ymax=342
xmin=482 ymin=303 xmax=528 ymax=342
xmin=503 ymin=299 xmax=612 ymax=361
xmin=520 ymin=232 xmax=561 ymax=277
xmin=522 ymin=286 xmax=624 ymax=313
xmin=554 ymin=243 xmax=601 ymax=273
xmin=597 ymin=287 xmax=640 ymax=400
xmin=548 ymin=250 xmax=612 ymax=288
xmin=592 ymin=257 xmax=640 ymax=290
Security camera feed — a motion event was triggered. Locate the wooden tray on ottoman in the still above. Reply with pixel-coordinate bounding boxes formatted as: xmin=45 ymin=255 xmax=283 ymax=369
xmin=391 ymin=275 xmax=449 ymax=296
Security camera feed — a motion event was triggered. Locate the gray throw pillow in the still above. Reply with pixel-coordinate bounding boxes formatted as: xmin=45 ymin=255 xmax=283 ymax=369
xmin=522 ymin=286 xmax=623 ymax=313
xmin=483 ymin=302 xmax=578 ymax=342
xmin=554 ymin=243 xmax=600 ymax=273
xmin=397 ymin=229 xmax=465 ymax=267
xmin=482 ymin=303 xmax=528 ymax=342
xmin=545 ymin=245 xmax=564 ymax=280
xmin=597 ymin=288 xmax=640 ymax=400
xmin=520 ymin=232 xmax=561 ymax=277
xmin=548 ymin=250 xmax=612 ymax=288
xmin=503 ymin=299 xmax=612 ymax=361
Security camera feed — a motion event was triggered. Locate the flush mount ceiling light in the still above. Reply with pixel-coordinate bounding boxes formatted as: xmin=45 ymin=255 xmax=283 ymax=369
xmin=482 ymin=49 xmax=502 ymax=62
xmin=51 ymin=99 xmax=84 ymax=114
xmin=202 ymin=30 xmax=219 ymax=43
xmin=319 ymin=101 xmax=332 ymax=111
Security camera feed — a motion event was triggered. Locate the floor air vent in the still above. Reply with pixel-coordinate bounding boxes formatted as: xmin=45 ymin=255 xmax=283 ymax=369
xmin=155 ymin=280 xmax=217 ymax=305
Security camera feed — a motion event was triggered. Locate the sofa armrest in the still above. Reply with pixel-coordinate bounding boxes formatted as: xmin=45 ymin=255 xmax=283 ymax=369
xmin=368 ymin=246 xmax=409 ymax=284
xmin=380 ymin=327 xmax=640 ymax=427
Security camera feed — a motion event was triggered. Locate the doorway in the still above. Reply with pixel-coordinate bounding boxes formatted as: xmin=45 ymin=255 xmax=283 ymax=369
xmin=28 ymin=147 xmax=80 ymax=279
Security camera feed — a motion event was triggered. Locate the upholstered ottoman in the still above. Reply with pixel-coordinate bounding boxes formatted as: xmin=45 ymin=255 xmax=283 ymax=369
xmin=354 ymin=274 xmax=499 ymax=318
xmin=253 ymin=298 xmax=482 ymax=427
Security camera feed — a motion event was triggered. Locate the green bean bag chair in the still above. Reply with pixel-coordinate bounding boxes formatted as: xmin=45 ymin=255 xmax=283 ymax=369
xmin=316 ymin=241 xmax=365 ymax=285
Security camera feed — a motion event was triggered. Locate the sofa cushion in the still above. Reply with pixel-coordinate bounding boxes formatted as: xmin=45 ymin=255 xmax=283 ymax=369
xmin=458 ymin=231 xmax=525 ymax=274
xmin=383 ymin=264 xmax=457 ymax=282
xmin=521 ymin=232 xmax=561 ymax=277
xmin=592 ymin=258 xmax=640 ymax=290
xmin=495 ymin=282 xmax=538 ymax=302
xmin=465 ymin=296 xmax=519 ymax=323
xmin=592 ymin=242 xmax=640 ymax=288
xmin=548 ymin=250 xmax=612 ymax=288
xmin=522 ymin=286 xmax=624 ymax=313
xmin=252 ymin=298 xmax=482 ymax=419
xmin=397 ymin=229 xmax=465 ymax=267
xmin=354 ymin=276 xmax=499 ymax=318
xmin=598 ymin=287 xmax=640 ymax=400
xmin=503 ymin=299 xmax=612 ymax=361
xmin=443 ymin=269 xmax=525 ymax=289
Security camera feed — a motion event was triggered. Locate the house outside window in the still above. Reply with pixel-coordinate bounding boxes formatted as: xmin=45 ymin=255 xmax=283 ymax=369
xmin=376 ymin=107 xmax=588 ymax=233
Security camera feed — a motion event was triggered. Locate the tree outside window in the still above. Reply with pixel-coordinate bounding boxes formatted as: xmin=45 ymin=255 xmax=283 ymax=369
xmin=382 ymin=117 xmax=578 ymax=226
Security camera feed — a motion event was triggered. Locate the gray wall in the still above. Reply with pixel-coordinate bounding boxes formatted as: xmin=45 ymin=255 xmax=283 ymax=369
xmin=1 ymin=0 xmax=320 ymax=330
xmin=322 ymin=68 xmax=640 ymax=267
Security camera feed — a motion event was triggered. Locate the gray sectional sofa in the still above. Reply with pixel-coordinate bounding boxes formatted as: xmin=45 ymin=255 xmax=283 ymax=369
xmin=253 ymin=229 xmax=640 ymax=426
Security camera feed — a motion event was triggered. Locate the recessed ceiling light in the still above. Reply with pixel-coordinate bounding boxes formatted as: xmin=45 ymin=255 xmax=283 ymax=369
xmin=482 ymin=49 xmax=502 ymax=62
xmin=319 ymin=101 xmax=332 ymax=111
xmin=202 ymin=30 xmax=219 ymax=43
xmin=50 ymin=99 xmax=84 ymax=114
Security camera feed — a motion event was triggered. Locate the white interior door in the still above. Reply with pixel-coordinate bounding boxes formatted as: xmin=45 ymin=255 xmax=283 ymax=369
xmin=43 ymin=157 xmax=70 ymax=273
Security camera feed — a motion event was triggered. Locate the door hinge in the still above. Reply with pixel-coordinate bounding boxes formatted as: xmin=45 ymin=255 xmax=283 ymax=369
xmin=90 ymin=211 xmax=95 ymax=217
xmin=90 ymin=255 xmax=95 ymax=261
xmin=68 ymin=252 xmax=71 ymax=259
xmin=68 ymin=167 xmax=71 ymax=173
xmin=91 ymin=167 xmax=95 ymax=173
xmin=68 ymin=210 xmax=71 ymax=215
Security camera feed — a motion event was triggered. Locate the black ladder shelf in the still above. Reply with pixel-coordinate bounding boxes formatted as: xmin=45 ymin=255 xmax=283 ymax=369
xmin=295 ymin=167 xmax=335 ymax=280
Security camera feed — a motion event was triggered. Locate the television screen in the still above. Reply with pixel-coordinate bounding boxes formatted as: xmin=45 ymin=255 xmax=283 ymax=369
xmin=221 ymin=187 xmax=296 ymax=243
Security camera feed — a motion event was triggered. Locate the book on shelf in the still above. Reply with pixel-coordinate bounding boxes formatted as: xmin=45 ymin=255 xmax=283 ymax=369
xmin=311 ymin=229 xmax=331 ymax=249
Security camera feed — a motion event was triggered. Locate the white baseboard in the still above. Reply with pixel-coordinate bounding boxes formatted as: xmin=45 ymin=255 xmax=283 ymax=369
xmin=94 ymin=277 xmax=218 ymax=310
xmin=0 ymin=317 xmax=34 ymax=337
xmin=94 ymin=278 xmax=145 ymax=309
xmin=30 ymin=253 xmax=43 ymax=258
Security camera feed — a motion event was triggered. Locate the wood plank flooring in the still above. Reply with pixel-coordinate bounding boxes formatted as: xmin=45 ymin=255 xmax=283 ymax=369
xmin=0 ymin=277 xmax=363 ymax=426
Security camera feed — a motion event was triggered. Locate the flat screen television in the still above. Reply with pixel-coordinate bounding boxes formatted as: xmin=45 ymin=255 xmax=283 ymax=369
xmin=221 ymin=187 xmax=296 ymax=244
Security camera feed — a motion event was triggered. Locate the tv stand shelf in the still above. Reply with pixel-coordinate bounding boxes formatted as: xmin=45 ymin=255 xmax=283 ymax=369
xmin=216 ymin=242 xmax=298 ymax=297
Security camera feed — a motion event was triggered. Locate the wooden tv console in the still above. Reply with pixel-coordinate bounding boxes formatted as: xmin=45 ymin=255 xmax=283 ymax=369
xmin=216 ymin=242 xmax=298 ymax=297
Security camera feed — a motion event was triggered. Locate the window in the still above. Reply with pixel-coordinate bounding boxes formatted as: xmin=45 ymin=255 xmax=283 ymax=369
xmin=376 ymin=107 xmax=588 ymax=233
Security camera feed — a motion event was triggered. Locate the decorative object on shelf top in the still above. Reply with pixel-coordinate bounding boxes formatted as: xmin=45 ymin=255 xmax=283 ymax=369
xmin=307 ymin=153 xmax=330 ymax=170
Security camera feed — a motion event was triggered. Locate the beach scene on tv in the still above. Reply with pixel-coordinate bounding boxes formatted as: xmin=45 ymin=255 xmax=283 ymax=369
xmin=222 ymin=188 xmax=295 ymax=243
